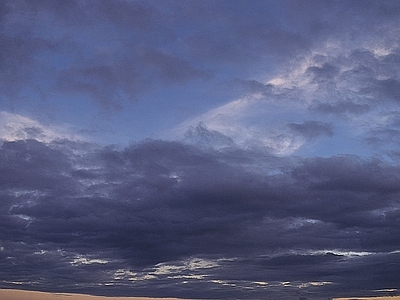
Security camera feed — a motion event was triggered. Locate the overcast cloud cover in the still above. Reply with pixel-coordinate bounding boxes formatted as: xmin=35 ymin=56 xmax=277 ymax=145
xmin=1 ymin=1 xmax=400 ymax=299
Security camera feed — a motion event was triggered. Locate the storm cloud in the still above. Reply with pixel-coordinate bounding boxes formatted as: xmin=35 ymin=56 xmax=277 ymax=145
xmin=0 ymin=138 xmax=399 ymax=299
xmin=2 ymin=1 xmax=400 ymax=300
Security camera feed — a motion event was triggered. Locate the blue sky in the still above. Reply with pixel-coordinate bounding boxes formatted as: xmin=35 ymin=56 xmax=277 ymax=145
xmin=1 ymin=1 xmax=400 ymax=300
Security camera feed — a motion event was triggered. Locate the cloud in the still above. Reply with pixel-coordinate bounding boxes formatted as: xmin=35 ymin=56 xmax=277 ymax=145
xmin=0 ymin=0 xmax=208 ymax=109
xmin=183 ymin=123 xmax=235 ymax=149
xmin=172 ymin=94 xmax=311 ymax=155
xmin=0 ymin=112 xmax=82 ymax=143
xmin=1 ymin=133 xmax=400 ymax=298
xmin=171 ymin=26 xmax=400 ymax=157
xmin=287 ymin=121 xmax=334 ymax=140
xmin=91 ymin=0 xmax=161 ymax=30
xmin=2 ymin=0 xmax=400 ymax=114
xmin=56 ymin=48 xmax=209 ymax=109
xmin=0 ymin=34 xmax=51 ymax=99
xmin=311 ymin=101 xmax=370 ymax=115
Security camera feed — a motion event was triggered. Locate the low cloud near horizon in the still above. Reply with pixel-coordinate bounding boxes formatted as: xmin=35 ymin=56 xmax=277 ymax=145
xmin=1 ymin=289 xmax=399 ymax=300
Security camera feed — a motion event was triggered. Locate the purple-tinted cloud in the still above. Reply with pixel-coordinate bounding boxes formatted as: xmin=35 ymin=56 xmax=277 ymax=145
xmin=1 ymin=138 xmax=400 ymax=299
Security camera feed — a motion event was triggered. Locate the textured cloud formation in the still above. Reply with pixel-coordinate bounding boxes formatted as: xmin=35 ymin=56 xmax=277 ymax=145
xmin=0 ymin=112 xmax=82 ymax=142
xmin=0 ymin=0 xmax=210 ymax=110
xmin=1 ymin=136 xmax=400 ymax=299
xmin=177 ymin=39 xmax=400 ymax=157
xmin=5 ymin=0 xmax=398 ymax=110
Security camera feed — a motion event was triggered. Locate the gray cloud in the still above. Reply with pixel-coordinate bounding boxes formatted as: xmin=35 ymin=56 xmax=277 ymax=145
xmin=288 ymin=121 xmax=334 ymax=140
xmin=303 ymin=49 xmax=400 ymax=112
xmin=2 ymin=0 xmax=400 ymax=111
xmin=0 ymin=0 xmax=207 ymax=109
xmin=0 ymin=34 xmax=52 ymax=99
xmin=312 ymin=101 xmax=370 ymax=115
xmin=54 ymin=47 xmax=208 ymax=109
xmin=1 ymin=138 xmax=400 ymax=299
xmin=183 ymin=123 xmax=235 ymax=149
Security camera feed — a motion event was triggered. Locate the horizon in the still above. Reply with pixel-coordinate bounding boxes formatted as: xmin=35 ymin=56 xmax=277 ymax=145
xmin=1 ymin=289 xmax=400 ymax=300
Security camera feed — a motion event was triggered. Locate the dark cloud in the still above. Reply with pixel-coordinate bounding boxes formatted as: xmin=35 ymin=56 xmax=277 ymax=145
xmin=1 ymin=138 xmax=400 ymax=299
xmin=0 ymin=0 xmax=207 ymax=109
xmin=229 ymin=79 xmax=275 ymax=96
xmin=2 ymin=0 xmax=400 ymax=111
xmin=91 ymin=0 xmax=161 ymax=30
xmin=141 ymin=48 xmax=210 ymax=84
xmin=54 ymin=46 xmax=209 ymax=109
xmin=173 ymin=0 xmax=312 ymax=75
xmin=0 ymin=34 xmax=52 ymax=99
xmin=288 ymin=121 xmax=334 ymax=140
xmin=285 ymin=0 xmax=400 ymax=39
xmin=280 ymin=47 xmax=400 ymax=123
xmin=22 ymin=0 xmax=86 ymax=24
xmin=312 ymin=101 xmax=370 ymax=115
xmin=183 ymin=123 xmax=235 ymax=148
xmin=56 ymin=62 xmax=145 ymax=110
xmin=375 ymin=78 xmax=400 ymax=102
xmin=306 ymin=63 xmax=340 ymax=82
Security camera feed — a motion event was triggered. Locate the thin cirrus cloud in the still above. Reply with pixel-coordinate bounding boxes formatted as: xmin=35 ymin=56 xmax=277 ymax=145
xmin=1 ymin=1 xmax=400 ymax=300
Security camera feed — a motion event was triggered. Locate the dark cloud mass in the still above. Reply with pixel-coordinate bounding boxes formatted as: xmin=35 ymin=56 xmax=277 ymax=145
xmin=1 ymin=138 xmax=400 ymax=299
xmin=2 ymin=1 xmax=400 ymax=300
xmin=288 ymin=121 xmax=334 ymax=139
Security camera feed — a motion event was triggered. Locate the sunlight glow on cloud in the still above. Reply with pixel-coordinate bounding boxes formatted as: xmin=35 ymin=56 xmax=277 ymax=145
xmin=174 ymin=95 xmax=309 ymax=155
xmin=72 ymin=255 xmax=110 ymax=266
xmin=0 ymin=112 xmax=83 ymax=143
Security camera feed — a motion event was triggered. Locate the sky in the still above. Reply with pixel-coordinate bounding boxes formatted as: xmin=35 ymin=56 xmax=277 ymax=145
xmin=1 ymin=0 xmax=400 ymax=299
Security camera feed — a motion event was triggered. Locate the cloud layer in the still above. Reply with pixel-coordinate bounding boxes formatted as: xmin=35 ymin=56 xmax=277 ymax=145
xmin=1 ymin=136 xmax=400 ymax=299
